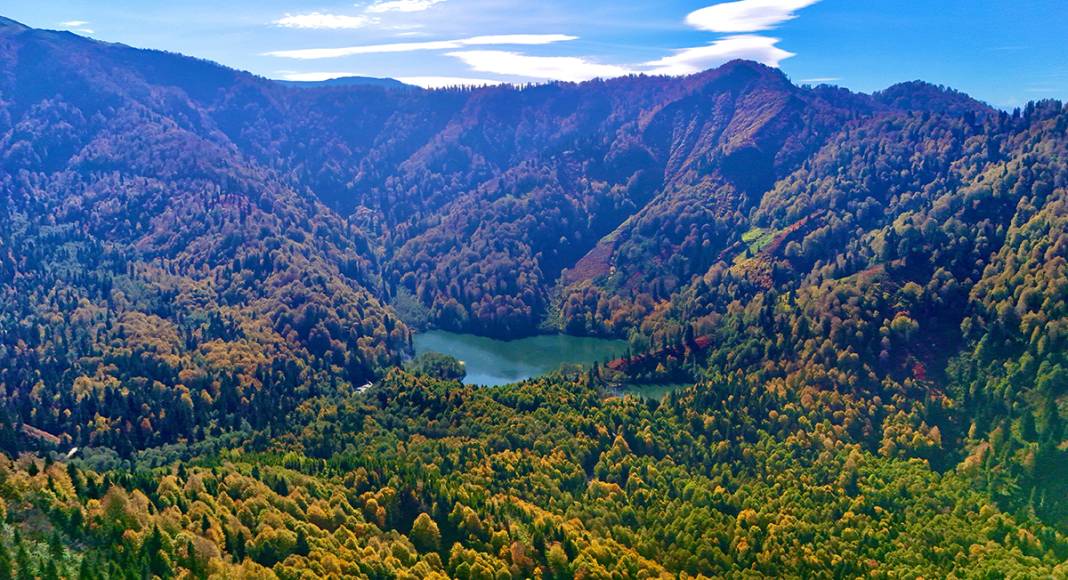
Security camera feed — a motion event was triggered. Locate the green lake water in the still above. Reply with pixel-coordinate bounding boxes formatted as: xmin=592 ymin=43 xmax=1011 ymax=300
xmin=412 ymin=331 xmax=689 ymax=399
xmin=413 ymin=330 xmax=627 ymax=387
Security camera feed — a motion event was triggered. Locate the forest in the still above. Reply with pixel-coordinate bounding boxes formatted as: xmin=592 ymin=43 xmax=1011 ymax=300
xmin=0 ymin=15 xmax=1066 ymax=578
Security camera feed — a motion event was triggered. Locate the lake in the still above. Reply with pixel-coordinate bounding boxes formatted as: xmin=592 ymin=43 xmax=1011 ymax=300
xmin=413 ymin=330 xmax=628 ymax=387
xmin=412 ymin=331 xmax=690 ymax=399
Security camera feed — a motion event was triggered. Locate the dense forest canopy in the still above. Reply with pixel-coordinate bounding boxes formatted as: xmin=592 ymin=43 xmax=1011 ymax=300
xmin=0 ymin=16 xmax=1066 ymax=578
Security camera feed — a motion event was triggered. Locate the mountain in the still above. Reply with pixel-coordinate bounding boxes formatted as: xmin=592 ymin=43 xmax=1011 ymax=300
xmin=0 ymin=19 xmax=411 ymax=452
xmin=0 ymin=21 xmax=993 ymax=341
xmin=0 ymin=19 xmax=1066 ymax=578
xmin=276 ymin=75 xmax=414 ymax=90
xmin=0 ymin=16 xmax=27 ymax=30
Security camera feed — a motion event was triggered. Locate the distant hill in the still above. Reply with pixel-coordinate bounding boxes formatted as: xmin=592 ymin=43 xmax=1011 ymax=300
xmin=276 ymin=75 xmax=415 ymax=90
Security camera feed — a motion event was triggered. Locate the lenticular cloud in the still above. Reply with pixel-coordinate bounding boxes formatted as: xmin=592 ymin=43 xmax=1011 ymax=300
xmin=687 ymin=0 xmax=820 ymax=33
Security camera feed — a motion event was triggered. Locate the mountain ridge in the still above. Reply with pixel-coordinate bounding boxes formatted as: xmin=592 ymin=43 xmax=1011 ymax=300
xmin=0 ymin=17 xmax=1025 ymax=342
xmin=276 ymin=75 xmax=414 ymax=90
xmin=0 ymin=15 xmax=27 ymax=29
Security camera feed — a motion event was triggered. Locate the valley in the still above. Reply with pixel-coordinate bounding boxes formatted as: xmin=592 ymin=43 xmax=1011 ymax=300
xmin=0 ymin=13 xmax=1065 ymax=578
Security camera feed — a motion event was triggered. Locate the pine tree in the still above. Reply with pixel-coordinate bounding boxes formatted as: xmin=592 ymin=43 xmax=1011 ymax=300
xmin=234 ymin=532 xmax=247 ymax=562
xmin=144 ymin=525 xmax=171 ymax=579
xmin=67 ymin=464 xmax=85 ymax=497
xmin=77 ymin=556 xmax=94 ymax=580
xmin=0 ymin=408 xmax=19 ymax=456
xmin=294 ymin=528 xmax=310 ymax=557
xmin=49 ymin=531 xmax=62 ymax=559
xmin=184 ymin=540 xmax=201 ymax=578
xmin=14 ymin=537 xmax=32 ymax=580
xmin=41 ymin=559 xmax=59 ymax=580
xmin=0 ymin=540 xmax=13 ymax=580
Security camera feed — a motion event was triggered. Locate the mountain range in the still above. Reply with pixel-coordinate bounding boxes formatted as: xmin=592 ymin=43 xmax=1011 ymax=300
xmin=0 ymin=15 xmax=1066 ymax=577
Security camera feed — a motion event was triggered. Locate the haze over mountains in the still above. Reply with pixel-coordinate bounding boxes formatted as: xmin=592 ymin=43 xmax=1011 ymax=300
xmin=0 ymin=16 xmax=1066 ymax=577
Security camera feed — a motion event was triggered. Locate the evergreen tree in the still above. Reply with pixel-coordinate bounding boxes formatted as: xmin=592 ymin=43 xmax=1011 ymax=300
xmin=40 ymin=559 xmax=59 ymax=580
xmin=77 ymin=557 xmax=94 ymax=580
xmin=48 ymin=531 xmax=64 ymax=563
xmin=295 ymin=528 xmax=310 ymax=557
xmin=14 ymin=537 xmax=33 ymax=580
xmin=0 ymin=541 xmax=13 ymax=580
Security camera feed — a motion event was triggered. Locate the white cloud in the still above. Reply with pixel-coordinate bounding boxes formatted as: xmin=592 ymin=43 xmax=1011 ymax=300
xmin=77 ymin=28 xmax=95 ymax=34
xmin=687 ymin=0 xmax=820 ymax=33
xmin=447 ymin=50 xmax=633 ymax=83
xmin=398 ymin=76 xmax=507 ymax=88
xmin=274 ymin=12 xmax=376 ymax=29
xmin=60 ymin=20 xmax=89 ymax=27
xmin=270 ymin=1 xmax=443 ymax=32
xmin=366 ymin=0 xmax=446 ymax=13
xmin=644 ymin=35 xmax=794 ymax=75
xmin=265 ymin=34 xmax=577 ymax=60
xmin=797 ymin=76 xmax=840 ymax=84
xmin=643 ymin=1 xmax=816 ymax=76
xmin=383 ymin=22 xmax=426 ymax=31
xmin=266 ymin=0 xmax=819 ymax=84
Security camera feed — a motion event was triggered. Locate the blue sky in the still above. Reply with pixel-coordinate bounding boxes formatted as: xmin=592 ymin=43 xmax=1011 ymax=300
xmin=3 ymin=0 xmax=1066 ymax=107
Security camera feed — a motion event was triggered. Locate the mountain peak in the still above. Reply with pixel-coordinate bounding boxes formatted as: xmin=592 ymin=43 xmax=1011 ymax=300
xmin=685 ymin=59 xmax=791 ymax=91
xmin=719 ymin=59 xmax=780 ymax=74
xmin=700 ymin=60 xmax=787 ymax=81
xmin=875 ymin=80 xmax=991 ymax=115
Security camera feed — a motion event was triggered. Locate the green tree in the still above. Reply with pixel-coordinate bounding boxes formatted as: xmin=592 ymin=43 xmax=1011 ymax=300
xmin=0 ymin=541 xmax=13 ymax=580
xmin=410 ymin=513 xmax=441 ymax=553
xmin=405 ymin=352 xmax=466 ymax=382
xmin=547 ymin=543 xmax=570 ymax=579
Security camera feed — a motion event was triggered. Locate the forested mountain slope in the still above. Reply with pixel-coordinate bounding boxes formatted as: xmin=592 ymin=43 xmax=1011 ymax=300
xmin=0 ymin=20 xmax=410 ymax=452
xmin=0 ymin=16 xmax=988 ymax=339
xmin=0 ymin=17 xmax=1066 ymax=578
